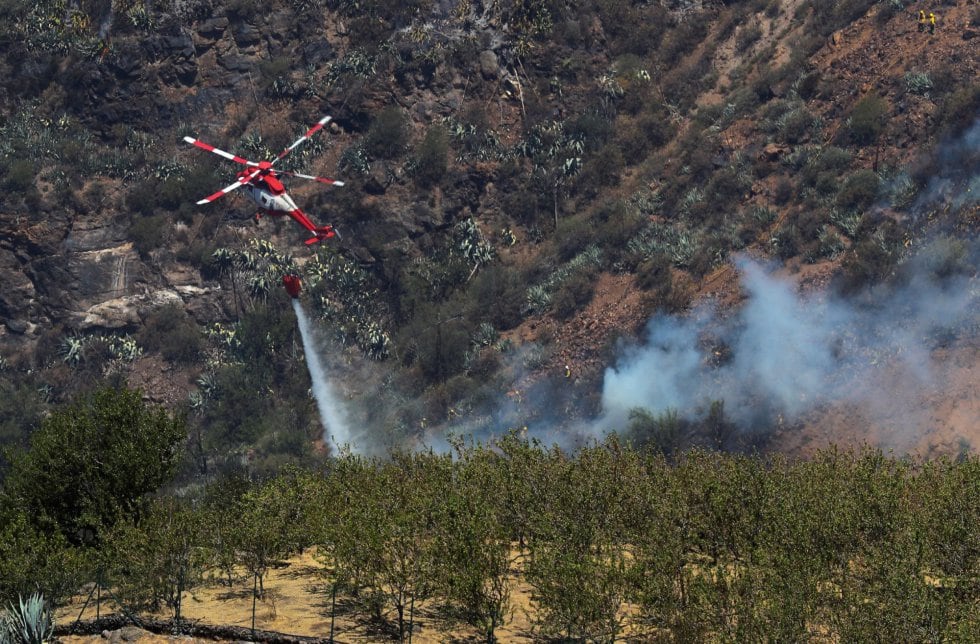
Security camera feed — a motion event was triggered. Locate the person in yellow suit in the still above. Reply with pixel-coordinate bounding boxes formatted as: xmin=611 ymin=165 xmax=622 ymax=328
xmin=918 ymin=9 xmax=926 ymax=32
xmin=929 ymin=12 xmax=936 ymax=35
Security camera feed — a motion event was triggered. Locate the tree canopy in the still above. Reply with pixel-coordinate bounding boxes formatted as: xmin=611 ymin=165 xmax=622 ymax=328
xmin=0 ymin=386 xmax=186 ymax=545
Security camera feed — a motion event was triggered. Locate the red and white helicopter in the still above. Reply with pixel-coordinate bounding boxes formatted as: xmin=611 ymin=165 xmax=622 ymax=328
xmin=184 ymin=115 xmax=344 ymax=245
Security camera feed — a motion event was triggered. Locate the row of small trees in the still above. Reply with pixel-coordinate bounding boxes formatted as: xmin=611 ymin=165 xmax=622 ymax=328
xmin=7 ymin=425 xmax=978 ymax=641
xmin=1 ymin=387 xmax=977 ymax=640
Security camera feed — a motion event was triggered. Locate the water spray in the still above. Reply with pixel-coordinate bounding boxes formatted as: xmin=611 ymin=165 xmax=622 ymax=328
xmin=291 ymin=298 xmax=356 ymax=453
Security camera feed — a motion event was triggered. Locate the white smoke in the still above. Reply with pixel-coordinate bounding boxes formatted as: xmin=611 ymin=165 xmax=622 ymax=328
xmin=595 ymin=249 xmax=978 ymax=448
xmin=913 ymin=117 xmax=980 ymax=213
xmin=292 ymin=299 xmax=358 ymax=453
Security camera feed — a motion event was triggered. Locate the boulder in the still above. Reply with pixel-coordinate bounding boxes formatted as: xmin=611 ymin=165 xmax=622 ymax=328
xmin=80 ymin=296 xmax=143 ymax=329
xmin=4 ymin=318 xmax=33 ymax=334
xmin=479 ymin=49 xmax=499 ymax=79
xmin=79 ymin=290 xmax=183 ymax=330
xmin=197 ymin=16 xmax=229 ymax=38
xmin=233 ymin=23 xmax=263 ymax=48
xmin=164 ymin=32 xmax=195 ymax=58
xmin=218 ymin=52 xmax=253 ymax=73
xmin=761 ymin=143 xmax=790 ymax=161
xmin=302 ymin=38 xmax=334 ymax=65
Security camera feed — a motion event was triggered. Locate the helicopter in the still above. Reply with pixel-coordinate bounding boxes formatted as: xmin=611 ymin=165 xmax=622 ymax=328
xmin=183 ymin=115 xmax=344 ymax=245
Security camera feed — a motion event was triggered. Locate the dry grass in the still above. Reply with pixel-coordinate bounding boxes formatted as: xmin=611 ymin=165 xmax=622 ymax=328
xmin=56 ymin=548 xmax=541 ymax=643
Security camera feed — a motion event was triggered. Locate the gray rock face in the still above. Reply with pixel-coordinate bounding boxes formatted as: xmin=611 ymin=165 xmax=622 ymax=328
xmin=218 ymin=50 xmax=253 ymax=73
xmin=164 ymin=32 xmax=195 ymax=58
xmin=197 ymin=16 xmax=230 ymax=38
xmin=302 ymin=38 xmax=334 ymax=65
xmin=479 ymin=49 xmax=499 ymax=79
xmin=0 ymin=247 xmax=37 ymax=334
xmin=233 ymin=23 xmax=263 ymax=48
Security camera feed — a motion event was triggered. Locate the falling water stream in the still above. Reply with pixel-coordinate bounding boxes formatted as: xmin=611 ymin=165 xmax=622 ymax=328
xmin=292 ymin=299 xmax=354 ymax=452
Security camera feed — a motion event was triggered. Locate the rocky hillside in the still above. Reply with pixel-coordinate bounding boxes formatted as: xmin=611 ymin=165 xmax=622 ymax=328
xmin=0 ymin=0 xmax=977 ymax=467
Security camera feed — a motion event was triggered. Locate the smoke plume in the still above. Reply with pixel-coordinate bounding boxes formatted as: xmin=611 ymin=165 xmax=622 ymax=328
xmin=595 ymin=247 xmax=978 ymax=449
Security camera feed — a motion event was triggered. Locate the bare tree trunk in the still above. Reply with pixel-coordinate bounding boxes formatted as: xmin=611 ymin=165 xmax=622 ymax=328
xmin=553 ymin=183 xmax=559 ymax=229
xmin=251 ymin=574 xmax=258 ymax=634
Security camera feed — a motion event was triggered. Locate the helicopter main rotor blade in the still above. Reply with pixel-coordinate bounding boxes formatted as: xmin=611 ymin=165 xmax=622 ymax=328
xmin=183 ymin=136 xmax=259 ymax=166
xmin=195 ymin=168 xmax=261 ymax=205
xmin=276 ymin=170 xmax=345 ymax=187
xmin=272 ymin=115 xmax=332 ymax=165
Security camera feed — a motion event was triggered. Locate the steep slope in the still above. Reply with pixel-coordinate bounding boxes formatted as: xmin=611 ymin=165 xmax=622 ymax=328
xmin=0 ymin=0 xmax=976 ymax=463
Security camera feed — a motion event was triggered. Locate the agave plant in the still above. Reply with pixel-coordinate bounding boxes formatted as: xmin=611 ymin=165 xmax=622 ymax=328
xmin=59 ymin=334 xmax=87 ymax=366
xmin=1 ymin=593 xmax=54 ymax=644
xmin=471 ymin=322 xmax=499 ymax=348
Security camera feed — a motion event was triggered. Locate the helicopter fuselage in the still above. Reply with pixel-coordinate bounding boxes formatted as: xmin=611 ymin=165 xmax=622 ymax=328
xmin=244 ymin=183 xmax=299 ymax=214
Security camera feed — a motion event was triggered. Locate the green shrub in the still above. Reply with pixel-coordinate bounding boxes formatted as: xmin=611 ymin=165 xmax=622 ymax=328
xmin=835 ymin=169 xmax=880 ymax=212
xmin=661 ymin=57 xmax=713 ymax=112
xmin=735 ymin=23 xmax=763 ymax=52
xmin=467 ymin=347 xmax=501 ymax=380
xmin=600 ymin=2 xmax=667 ymax=57
xmin=814 ymin=226 xmax=846 ymax=261
xmin=626 ymin=408 xmax=689 ymax=460
xmin=838 ymin=222 xmax=902 ymax=292
xmin=567 ymin=112 xmax=614 ymax=153
xmin=2 ymin=159 xmax=36 ymax=192
xmin=1 ymin=387 xmax=186 ymax=544
xmin=594 ymin=199 xmax=645 ymax=257
xmin=800 ymin=146 xmax=853 ymax=188
xmin=704 ymin=165 xmax=752 ymax=214
xmin=898 ymin=236 xmax=972 ymax=283
xmin=772 ymin=222 xmax=802 ymax=260
xmin=502 ymin=187 xmax=542 ymax=227
xmin=555 ymin=215 xmax=594 ymax=262
xmin=470 ymin=265 xmax=525 ymax=331
xmin=773 ymin=177 xmax=794 ymax=205
xmin=575 ymin=143 xmax=624 ymax=193
xmin=795 ymin=70 xmax=822 ymax=100
xmin=777 ymin=105 xmax=819 ymax=144
xmin=552 ymin=270 xmax=596 ymax=320
xmin=363 ymin=107 xmax=409 ymax=159
xmin=615 ymin=110 xmax=673 ymax=163
xmin=0 ymin=514 xmax=83 ymax=606
xmin=0 ymin=379 xmax=45 ymax=458
xmin=847 ymin=95 xmax=888 ymax=146
xmin=875 ymin=0 xmax=904 ymax=23
xmin=658 ymin=20 xmax=708 ymax=66
xmin=935 ymin=84 xmax=980 ymax=136
xmin=129 ymin=214 xmax=167 ymax=258
xmin=672 ymin=129 xmax=716 ymax=183
xmin=636 ymin=253 xmax=672 ymax=292
xmin=139 ymin=305 xmax=202 ymax=364
xmin=410 ymin=124 xmax=448 ymax=188
xmin=809 ymin=0 xmax=877 ymax=37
